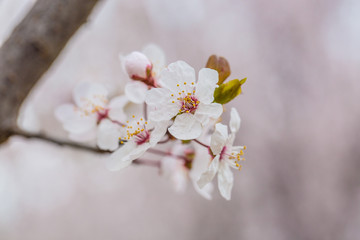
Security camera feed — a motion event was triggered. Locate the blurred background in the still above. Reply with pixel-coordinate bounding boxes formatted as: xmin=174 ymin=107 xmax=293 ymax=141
xmin=1 ymin=0 xmax=360 ymax=239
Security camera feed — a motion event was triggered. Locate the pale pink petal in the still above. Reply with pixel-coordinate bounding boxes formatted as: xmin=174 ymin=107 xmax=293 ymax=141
xmin=106 ymin=142 xmax=136 ymax=171
xmin=73 ymin=82 xmax=108 ymax=109
xmin=197 ymin=155 xmax=220 ymax=189
xmin=123 ymin=51 xmax=151 ymax=79
xmin=125 ymin=81 xmax=149 ymax=104
xmin=97 ymin=119 xmax=121 ymax=151
xmin=230 ymin=107 xmax=241 ymax=133
xmin=55 ymin=104 xmax=97 ymax=134
xmin=108 ymin=95 xmax=128 ymax=123
xmin=195 ymin=68 xmax=219 ymax=104
xmin=159 ymin=61 xmax=195 ymax=92
xmin=149 ymin=121 xmax=169 ymax=145
xmin=192 ymin=180 xmax=213 ymax=200
xmin=195 ymin=102 xmax=223 ymax=123
xmin=210 ymin=123 xmax=228 ymax=155
xmin=148 ymin=104 xmax=179 ymax=122
xmin=145 ymin=87 xmax=172 ymax=106
xmin=142 ymin=44 xmax=166 ymax=78
xmin=218 ymin=163 xmax=234 ymax=200
xmin=168 ymin=113 xmax=202 ymax=140
xmin=128 ymin=143 xmax=150 ymax=160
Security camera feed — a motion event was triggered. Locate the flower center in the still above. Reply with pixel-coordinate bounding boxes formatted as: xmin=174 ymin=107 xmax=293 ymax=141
xmin=119 ymin=116 xmax=150 ymax=146
xmin=226 ymin=146 xmax=246 ymax=171
xmin=97 ymin=108 xmax=109 ymax=123
xmin=169 ymin=81 xmax=200 ymax=114
xmin=180 ymin=95 xmax=199 ymax=114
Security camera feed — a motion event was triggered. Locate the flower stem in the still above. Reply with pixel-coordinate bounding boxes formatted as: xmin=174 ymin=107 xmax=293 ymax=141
xmin=133 ymin=158 xmax=160 ymax=168
xmin=193 ymin=139 xmax=210 ymax=148
xmin=144 ymin=103 xmax=148 ymax=120
xmin=147 ymin=148 xmax=187 ymax=161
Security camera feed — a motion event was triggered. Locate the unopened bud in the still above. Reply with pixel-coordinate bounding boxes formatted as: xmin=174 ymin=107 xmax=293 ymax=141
xmin=124 ymin=51 xmax=152 ymax=80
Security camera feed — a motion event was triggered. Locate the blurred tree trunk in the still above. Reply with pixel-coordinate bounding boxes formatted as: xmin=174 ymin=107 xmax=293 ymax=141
xmin=0 ymin=0 xmax=100 ymax=144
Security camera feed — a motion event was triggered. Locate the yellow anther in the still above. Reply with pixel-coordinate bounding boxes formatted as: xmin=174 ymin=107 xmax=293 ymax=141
xmin=145 ymin=121 xmax=148 ymax=124
xmin=120 ymin=141 xmax=124 ymax=144
xmin=187 ymin=93 xmax=191 ymax=95
xmin=137 ymin=122 xmax=140 ymax=125
xmin=171 ymin=94 xmax=174 ymax=97
xmin=172 ymin=101 xmax=175 ymax=103
xmin=186 ymin=110 xmax=189 ymax=113
xmin=177 ymin=84 xmax=179 ymax=87
xmin=184 ymin=82 xmax=187 ymax=85
xmin=126 ymin=120 xmax=129 ymax=123
xmin=179 ymin=92 xmax=181 ymax=95
xmin=243 ymin=146 xmax=247 ymax=150
xmin=140 ymin=118 xmax=143 ymax=121
xmin=132 ymin=115 xmax=135 ymax=118
xmin=182 ymin=90 xmax=184 ymax=93
xmin=191 ymin=82 xmax=194 ymax=85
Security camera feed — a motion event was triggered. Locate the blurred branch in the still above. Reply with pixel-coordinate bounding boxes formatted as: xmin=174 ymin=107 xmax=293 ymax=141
xmin=10 ymin=129 xmax=110 ymax=154
xmin=0 ymin=0 xmax=101 ymax=144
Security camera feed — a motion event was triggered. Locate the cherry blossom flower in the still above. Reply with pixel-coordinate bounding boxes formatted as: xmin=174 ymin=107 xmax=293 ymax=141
xmin=197 ymin=108 xmax=246 ymax=200
xmin=55 ymin=82 xmax=127 ymax=148
xmin=145 ymin=61 xmax=223 ymax=140
xmin=161 ymin=143 xmax=213 ymax=199
xmin=106 ymin=117 xmax=168 ymax=171
xmin=122 ymin=44 xmax=166 ymax=104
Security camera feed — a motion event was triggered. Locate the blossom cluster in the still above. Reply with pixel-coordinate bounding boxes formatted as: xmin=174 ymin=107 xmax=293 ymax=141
xmin=55 ymin=45 xmax=247 ymax=200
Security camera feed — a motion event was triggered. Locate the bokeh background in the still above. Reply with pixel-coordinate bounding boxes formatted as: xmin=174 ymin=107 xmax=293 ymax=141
xmin=1 ymin=0 xmax=360 ymax=239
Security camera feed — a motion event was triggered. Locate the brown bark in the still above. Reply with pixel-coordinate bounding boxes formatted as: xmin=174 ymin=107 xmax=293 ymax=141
xmin=0 ymin=0 xmax=100 ymax=144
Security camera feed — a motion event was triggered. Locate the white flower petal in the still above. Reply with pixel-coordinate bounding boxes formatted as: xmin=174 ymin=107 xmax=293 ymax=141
xmin=145 ymin=87 xmax=172 ymax=106
xmin=230 ymin=107 xmax=241 ymax=133
xmin=73 ymin=82 xmax=108 ymax=109
xmin=106 ymin=142 xmax=136 ymax=171
xmin=97 ymin=119 xmax=121 ymax=151
xmin=142 ymin=44 xmax=166 ymax=77
xmin=210 ymin=123 xmax=228 ymax=155
xmin=108 ymin=95 xmax=128 ymax=123
xmin=218 ymin=163 xmax=234 ymax=200
xmin=159 ymin=61 xmax=195 ymax=92
xmin=123 ymin=51 xmax=151 ymax=79
xmin=149 ymin=121 xmax=169 ymax=145
xmin=195 ymin=102 xmax=223 ymax=122
xmin=197 ymin=155 xmax=220 ymax=189
xmin=125 ymin=81 xmax=149 ymax=104
xmin=55 ymin=104 xmax=77 ymax=123
xmin=55 ymin=104 xmax=97 ymax=134
xmin=128 ymin=143 xmax=150 ymax=160
xmin=195 ymin=68 xmax=219 ymax=104
xmin=168 ymin=113 xmax=202 ymax=140
xmin=192 ymin=180 xmax=213 ymax=200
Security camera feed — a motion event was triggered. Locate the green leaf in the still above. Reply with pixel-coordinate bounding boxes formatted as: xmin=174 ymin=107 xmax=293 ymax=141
xmin=214 ymin=78 xmax=247 ymax=104
xmin=206 ymin=55 xmax=231 ymax=84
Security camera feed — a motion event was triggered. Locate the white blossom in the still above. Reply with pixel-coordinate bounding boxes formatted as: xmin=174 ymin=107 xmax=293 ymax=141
xmin=197 ymin=108 xmax=246 ymax=200
xmin=106 ymin=117 xmax=168 ymax=171
xmin=122 ymin=44 xmax=166 ymax=104
xmin=161 ymin=143 xmax=213 ymax=199
xmin=55 ymin=82 xmax=127 ymax=148
xmin=145 ymin=61 xmax=223 ymax=140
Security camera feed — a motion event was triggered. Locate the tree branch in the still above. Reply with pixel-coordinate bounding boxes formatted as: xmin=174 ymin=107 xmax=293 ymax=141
xmin=10 ymin=129 xmax=109 ymax=154
xmin=0 ymin=0 xmax=101 ymax=144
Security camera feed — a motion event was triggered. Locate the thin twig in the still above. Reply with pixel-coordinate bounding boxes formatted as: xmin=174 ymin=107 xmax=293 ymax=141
xmin=10 ymin=129 xmax=109 ymax=154
xmin=193 ymin=139 xmax=210 ymax=148
xmin=133 ymin=158 xmax=161 ymax=168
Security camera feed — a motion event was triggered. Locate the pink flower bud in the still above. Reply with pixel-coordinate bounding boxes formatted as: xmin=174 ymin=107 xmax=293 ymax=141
xmin=124 ymin=51 xmax=152 ymax=79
